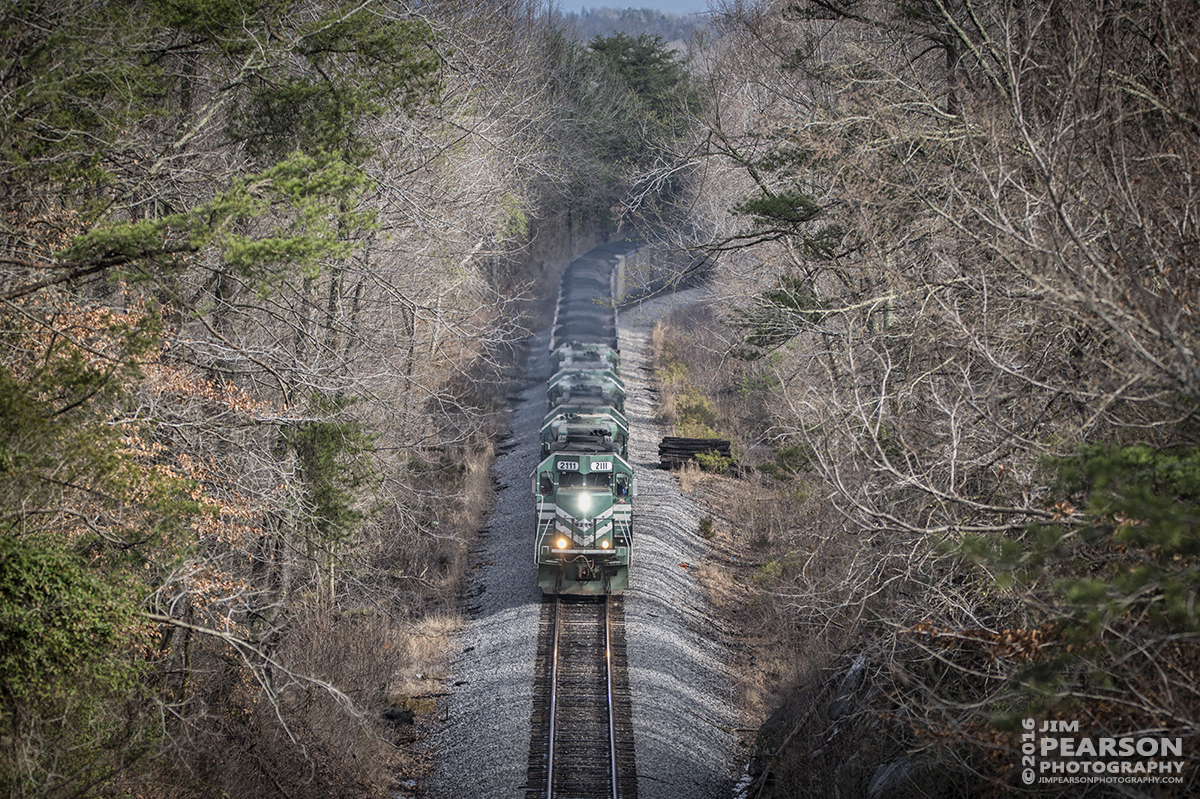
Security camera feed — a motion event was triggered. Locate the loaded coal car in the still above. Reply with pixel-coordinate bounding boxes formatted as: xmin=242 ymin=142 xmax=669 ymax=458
xmin=532 ymin=245 xmax=636 ymax=594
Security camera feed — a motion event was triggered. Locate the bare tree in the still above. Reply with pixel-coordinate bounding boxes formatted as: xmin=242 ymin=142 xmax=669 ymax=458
xmin=691 ymin=0 xmax=1200 ymax=792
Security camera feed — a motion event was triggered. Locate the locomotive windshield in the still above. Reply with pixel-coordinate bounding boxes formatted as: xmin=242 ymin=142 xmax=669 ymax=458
xmin=557 ymin=471 xmax=612 ymax=490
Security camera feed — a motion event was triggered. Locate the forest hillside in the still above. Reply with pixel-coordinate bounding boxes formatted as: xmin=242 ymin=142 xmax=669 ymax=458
xmin=660 ymin=1 xmax=1200 ymax=796
xmin=3 ymin=0 xmax=1199 ymax=797
xmin=560 ymin=6 xmax=708 ymax=42
xmin=0 ymin=2 xmax=700 ymax=796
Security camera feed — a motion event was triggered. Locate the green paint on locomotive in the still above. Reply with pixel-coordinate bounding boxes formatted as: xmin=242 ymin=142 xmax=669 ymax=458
xmin=540 ymin=406 xmax=629 ymax=459
xmin=550 ymin=342 xmax=621 ymax=375
xmin=532 ymin=452 xmax=635 ymax=595
xmin=546 ymin=368 xmax=626 ymax=415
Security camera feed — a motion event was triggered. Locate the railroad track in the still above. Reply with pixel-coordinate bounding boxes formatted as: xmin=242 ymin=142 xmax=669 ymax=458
xmin=526 ymin=595 xmax=637 ymax=799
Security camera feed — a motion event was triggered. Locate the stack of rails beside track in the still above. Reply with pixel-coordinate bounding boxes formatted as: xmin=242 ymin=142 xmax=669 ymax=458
xmin=525 ymin=595 xmax=637 ymax=799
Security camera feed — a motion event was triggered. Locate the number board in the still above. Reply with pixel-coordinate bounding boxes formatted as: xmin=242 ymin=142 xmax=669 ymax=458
xmin=591 ymin=461 xmax=613 ymax=472
xmin=556 ymin=460 xmax=579 ymax=471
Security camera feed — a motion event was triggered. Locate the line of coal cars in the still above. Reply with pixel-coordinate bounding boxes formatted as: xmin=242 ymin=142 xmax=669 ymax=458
xmin=532 ymin=245 xmax=636 ymax=594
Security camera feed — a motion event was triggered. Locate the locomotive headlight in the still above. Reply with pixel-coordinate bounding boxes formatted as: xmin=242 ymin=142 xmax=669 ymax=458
xmin=578 ymin=492 xmax=592 ymax=513
xmin=601 ymin=539 xmax=611 ymax=549
xmin=556 ymin=538 xmax=568 ymax=550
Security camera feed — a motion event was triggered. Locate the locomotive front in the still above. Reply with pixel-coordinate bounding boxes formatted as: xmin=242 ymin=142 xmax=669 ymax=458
xmin=533 ymin=452 xmax=634 ymax=594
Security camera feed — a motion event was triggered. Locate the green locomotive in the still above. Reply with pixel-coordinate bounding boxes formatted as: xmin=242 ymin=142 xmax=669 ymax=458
xmin=533 ymin=451 xmax=634 ymax=594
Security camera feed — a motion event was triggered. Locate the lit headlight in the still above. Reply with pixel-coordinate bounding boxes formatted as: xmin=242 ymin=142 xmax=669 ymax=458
xmin=556 ymin=538 xmax=568 ymax=550
xmin=601 ymin=539 xmax=611 ymax=549
xmin=578 ymin=493 xmax=592 ymax=513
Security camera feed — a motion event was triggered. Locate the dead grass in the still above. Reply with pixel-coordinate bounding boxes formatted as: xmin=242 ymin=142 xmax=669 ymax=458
xmin=386 ymin=611 xmax=461 ymax=703
xmin=688 ymin=474 xmax=848 ymax=729
xmin=650 ymin=309 xmax=934 ymax=798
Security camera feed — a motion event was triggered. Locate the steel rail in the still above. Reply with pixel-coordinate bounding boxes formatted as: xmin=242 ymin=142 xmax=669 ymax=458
xmin=542 ymin=596 xmax=621 ymax=799
xmin=545 ymin=597 xmax=561 ymax=799
xmin=604 ymin=596 xmax=619 ymax=799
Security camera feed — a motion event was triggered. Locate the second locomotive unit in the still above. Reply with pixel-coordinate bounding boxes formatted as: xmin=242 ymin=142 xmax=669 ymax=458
xmin=532 ymin=244 xmax=637 ymax=594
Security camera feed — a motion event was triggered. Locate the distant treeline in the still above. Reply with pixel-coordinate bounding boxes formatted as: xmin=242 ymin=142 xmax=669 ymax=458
xmin=562 ymin=6 xmax=708 ymax=42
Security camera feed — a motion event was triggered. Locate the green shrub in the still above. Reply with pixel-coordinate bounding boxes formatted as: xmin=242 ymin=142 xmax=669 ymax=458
xmin=695 ymin=449 xmax=735 ymax=473
xmin=0 ymin=535 xmax=153 ymax=794
xmin=955 ymin=443 xmax=1200 ymax=721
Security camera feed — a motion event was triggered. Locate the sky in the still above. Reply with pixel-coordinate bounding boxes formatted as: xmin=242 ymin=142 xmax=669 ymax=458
xmin=555 ymin=2 xmax=707 ymax=14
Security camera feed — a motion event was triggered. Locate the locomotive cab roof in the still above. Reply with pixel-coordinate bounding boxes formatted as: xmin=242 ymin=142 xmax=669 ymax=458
xmin=541 ymin=407 xmax=628 ymax=434
xmin=549 ymin=341 xmax=621 ymax=374
xmin=547 ymin=367 xmax=624 ymax=392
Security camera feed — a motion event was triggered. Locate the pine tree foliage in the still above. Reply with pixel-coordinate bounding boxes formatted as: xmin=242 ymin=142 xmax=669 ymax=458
xmin=588 ymin=31 xmax=700 ymax=139
xmin=549 ymin=29 xmax=705 ymax=229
